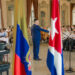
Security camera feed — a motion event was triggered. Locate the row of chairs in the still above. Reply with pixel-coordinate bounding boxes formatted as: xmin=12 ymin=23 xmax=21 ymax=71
xmin=0 ymin=42 xmax=10 ymax=75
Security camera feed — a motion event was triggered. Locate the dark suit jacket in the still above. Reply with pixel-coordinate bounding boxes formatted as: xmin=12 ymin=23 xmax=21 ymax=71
xmin=31 ymin=24 xmax=49 ymax=41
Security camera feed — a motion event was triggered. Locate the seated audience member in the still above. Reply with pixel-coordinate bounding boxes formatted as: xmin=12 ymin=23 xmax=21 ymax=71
xmin=71 ymin=25 xmax=75 ymax=30
xmin=3 ymin=28 xmax=8 ymax=37
xmin=9 ymin=28 xmax=13 ymax=44
xmin=62 ymin=26 xmax=68 ymax=50
xmin=62 ymin=26 xmax=71 ymax=50
xmin=72 ymin=25 xmax=75 ymax=32
xmin=70 ymin=31 xmax=75 ymax=49
xmin=62 ymin=26 xmax=66 ymax=40
xmin=0 ymin=29 xmax=5 ymax=37
xmin=6 ymin=26 xmax=11 ymax=37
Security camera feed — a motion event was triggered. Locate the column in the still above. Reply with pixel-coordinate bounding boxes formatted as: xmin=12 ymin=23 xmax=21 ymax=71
xmin=0 ymin=0 xmax=4 ymax=28
xmin=1 ymin=0 xmax=7 ymax=28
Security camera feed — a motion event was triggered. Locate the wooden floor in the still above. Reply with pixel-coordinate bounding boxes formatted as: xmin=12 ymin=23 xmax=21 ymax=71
xmin=2 ymin=43 xmax=75 ymax=75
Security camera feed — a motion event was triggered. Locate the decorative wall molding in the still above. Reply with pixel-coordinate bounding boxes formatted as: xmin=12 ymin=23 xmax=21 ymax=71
xmin=38 ymin=0 xmax=50 ymax=27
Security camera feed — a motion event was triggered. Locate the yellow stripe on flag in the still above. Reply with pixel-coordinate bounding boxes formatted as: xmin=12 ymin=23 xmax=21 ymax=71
xmin=12 ymin=0 xmax=19 ymax=75
xmin=12 ymin=0 xmax=30 ymax=75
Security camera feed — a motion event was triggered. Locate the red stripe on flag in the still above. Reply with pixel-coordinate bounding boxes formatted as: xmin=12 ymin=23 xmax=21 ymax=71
xmin=14 ymin=54 xmax=26 ymax=75
xmin=49 ymin=0 xmax=62 ymax=54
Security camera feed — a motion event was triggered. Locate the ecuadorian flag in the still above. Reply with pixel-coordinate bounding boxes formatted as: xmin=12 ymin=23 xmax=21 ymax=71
xmin=13 ymin=0 xmax=32 ymax=75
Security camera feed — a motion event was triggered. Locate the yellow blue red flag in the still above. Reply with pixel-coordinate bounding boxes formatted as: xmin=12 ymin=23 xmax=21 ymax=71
xmin=14 ymin=0 xmax=32 ymax=75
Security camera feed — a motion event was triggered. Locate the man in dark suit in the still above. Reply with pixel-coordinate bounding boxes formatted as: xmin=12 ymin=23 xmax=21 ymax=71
xmin=31 ymin=19 xmax=49 ymax=61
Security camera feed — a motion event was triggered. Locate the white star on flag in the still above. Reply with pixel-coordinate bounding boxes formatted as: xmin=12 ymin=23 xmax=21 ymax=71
xmin=51 ymin=18 xmax=58 ymax=40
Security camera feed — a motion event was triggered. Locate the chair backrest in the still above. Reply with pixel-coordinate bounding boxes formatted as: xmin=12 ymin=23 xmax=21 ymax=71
xmin=0 ymin=43 xmax=6 ymax=50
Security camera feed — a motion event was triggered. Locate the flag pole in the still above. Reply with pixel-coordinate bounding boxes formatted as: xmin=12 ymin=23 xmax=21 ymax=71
xmin=12 ymin=0 xmax=18 ymax=75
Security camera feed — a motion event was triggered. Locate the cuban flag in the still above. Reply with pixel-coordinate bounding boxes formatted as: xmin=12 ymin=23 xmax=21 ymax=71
xmin=47 ymin=0 xmax=64 ymax=75
xmin=14 ymin=0 xmax=32 ymax=75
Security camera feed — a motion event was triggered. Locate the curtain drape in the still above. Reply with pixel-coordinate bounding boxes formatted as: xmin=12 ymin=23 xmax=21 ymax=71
xmin=27 ymin=0 xmax=33 ymax=26
xmin=33 ymin=0 xmax=38 ymax=19
xmin=27 ymin=0 xmax=38 ymax=26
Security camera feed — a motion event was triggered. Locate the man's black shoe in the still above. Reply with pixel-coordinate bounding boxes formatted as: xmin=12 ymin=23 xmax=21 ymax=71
xmin=34 ymin=58 xmax=42 ymax=61
xmin=37 ymin=58 xmax=42 ymax=61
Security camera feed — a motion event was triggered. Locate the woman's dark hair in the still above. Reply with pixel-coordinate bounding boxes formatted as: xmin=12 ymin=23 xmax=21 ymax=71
xmin=3 ymin=28 xmax=6 ymax=31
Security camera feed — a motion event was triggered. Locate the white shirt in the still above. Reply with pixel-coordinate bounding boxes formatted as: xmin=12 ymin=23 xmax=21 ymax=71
xmin=0 ymin=37 xmax=9 ymax=43
xmin=0 ymin=32 xmax=5 ymax=37
xmin=62 ymin=31 xmax=71 ymax=40
xmin=70 ymin=33 xmax=75 ymax=39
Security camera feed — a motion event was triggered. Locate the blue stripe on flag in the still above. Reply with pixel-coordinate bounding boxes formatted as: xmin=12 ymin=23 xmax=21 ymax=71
xmin=15 ymin=24 xmax=29 ymax=61
xmin=47 ymin=49 xmax=64 ymax=75
xmin=47 ymin=49 xmax=57 ymax=75
xmin=15 ymin=24 xmax=32 ymax=75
